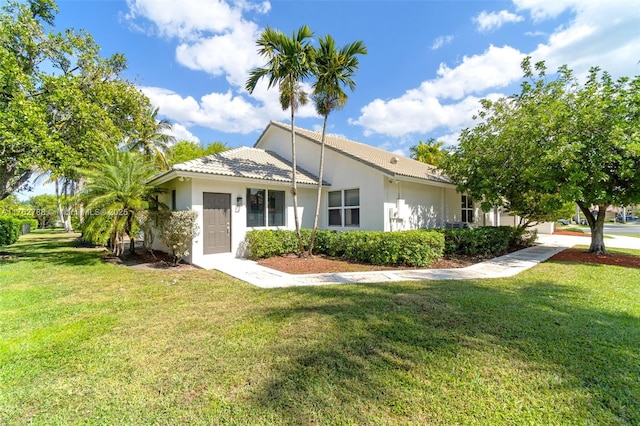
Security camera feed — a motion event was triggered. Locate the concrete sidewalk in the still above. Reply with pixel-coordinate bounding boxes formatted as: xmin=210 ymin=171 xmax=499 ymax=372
xmin=213 ymin=234 xmax=640 ymax=289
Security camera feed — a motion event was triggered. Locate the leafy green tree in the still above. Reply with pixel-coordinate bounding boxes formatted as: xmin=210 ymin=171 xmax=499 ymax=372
xmin=80 ymin=148 xmax=158 ymax=256
xmin=203 ymin=141 xmax=229 ymax=156
xmin=1 ymin=0 xmax=54 ymax=199
xmin=445 ymin=58 xmax=640 ymax=254
xmin=307 ymin=35 xmax=367 ymax=256
xmin=246 ymin=25 xmax=315 ymax=255
xmin=28 ymin=194 xmax=57 ymax=228
xmin=410 ymin=138 xmax=446 ymax=167
xmin=0 ymin=0 xmax=152 ymax=200
xmin=166 ymin=140 xmax=204 ymax=165
xmin=0 ymin=195 xmax=31 ymax=219
xmin=166 ymin=140 xmax=229 ymax=165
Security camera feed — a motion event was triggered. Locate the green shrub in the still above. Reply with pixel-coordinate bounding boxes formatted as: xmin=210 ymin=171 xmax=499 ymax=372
xmin=244 ymin=229 xmax=310 ymax=259
xmin=0 ymin=216 xmax=21 ymax=246
xmin=341 ymin=230 xmax=444 ymax=266
xmin=510 ymin=227 xmax=538 ymax=248
xmin=157 ymin=210 xmax=200 ymax=265
xmin=312 ymin=230 xmax=341 ymax=256
xmin=243 ymin=229 xmax=444 ymax=267
xmin=440 ymin=226 xmax=513 ymax=256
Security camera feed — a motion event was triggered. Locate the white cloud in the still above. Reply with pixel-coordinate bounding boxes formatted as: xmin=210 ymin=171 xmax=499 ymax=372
xmin=167 ymin=123 xmax=200 ymax=143
xmin=354 ymin=0 xmax=640 ymax=139
xmin=431 ymin=35 xmax=454 ymax=50
xmin=473 ymin=10 xmax=524 ymax=32
xmin=175 ymin=24 xmax=261 ymax=88
xmin=524 ymin=0 xmax=640 ymax=79
xmin=125 ymin=0 xmax=267 ymax=86
xmin=126 ymin=0 xmax=322 ymax=137
xmin=141 ymin=84 xmax=317 ymax=135
xmin=351 ymin=46 xmax=524 ymax=137
xmin=435 ymin=132 xmax=461 ymax=148
xmin=513 ymin=0 xmax=577 ymax=21
xmin=125 ymin=0 xmax=252 ymax=39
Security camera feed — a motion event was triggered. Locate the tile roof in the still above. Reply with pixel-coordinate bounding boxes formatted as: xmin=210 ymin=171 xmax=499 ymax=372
xmin=171 ymin=147 xmax=323 ymax=185
xmin=267 ymin=121 xmax=451 ymax=184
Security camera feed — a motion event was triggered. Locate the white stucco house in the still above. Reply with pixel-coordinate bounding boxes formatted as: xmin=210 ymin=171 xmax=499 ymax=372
xmin=147 ymin=121 xmax=543 ymax=269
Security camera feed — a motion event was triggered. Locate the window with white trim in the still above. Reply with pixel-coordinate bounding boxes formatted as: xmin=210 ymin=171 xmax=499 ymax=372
xmin=328 ymin=189 xmax=360 ymax=227
xmin=461 ymin=195 xmax=473 ymax=223
xmin=247 ymin=188 xmax=285 ymax=227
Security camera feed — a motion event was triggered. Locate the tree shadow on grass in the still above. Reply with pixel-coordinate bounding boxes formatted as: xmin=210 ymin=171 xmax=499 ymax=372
xmin=0 ymin=232 xmax=106 ymax=268
xmin=245 ymin=281 xmax=639 ymax=424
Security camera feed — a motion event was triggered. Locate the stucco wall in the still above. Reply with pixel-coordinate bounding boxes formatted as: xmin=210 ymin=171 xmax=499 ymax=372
xmin=150 ymin=178 xmax=193 ymax=258
xmin=166 ymin=176 xmax=318 ymax=269
xmin=383 ymin=180 xmax=447 ymax=231
xmin=256 ymin=126 xmax=480 ymax=232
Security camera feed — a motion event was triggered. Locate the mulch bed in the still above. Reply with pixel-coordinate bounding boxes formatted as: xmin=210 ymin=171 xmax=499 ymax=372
xmin=102 ymin=249 xmax=197 ymax=270
xmin=549 ymin=248 xmax=640 ymax=268
xmin=259 ymin=246 xmax=640 ymax=275
xmin=257 ymin=253 xmax=490 ymax=275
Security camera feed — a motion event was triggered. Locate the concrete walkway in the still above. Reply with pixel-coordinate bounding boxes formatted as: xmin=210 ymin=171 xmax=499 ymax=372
xmin=213 ymin=234 xmax=640 ymax=289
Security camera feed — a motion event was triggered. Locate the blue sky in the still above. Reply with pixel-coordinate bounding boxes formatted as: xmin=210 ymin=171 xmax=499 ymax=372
xmin=52 ymin=0 xmax=640 ymax=151
xmin=13 ymin=0 xmax=640 ymax=198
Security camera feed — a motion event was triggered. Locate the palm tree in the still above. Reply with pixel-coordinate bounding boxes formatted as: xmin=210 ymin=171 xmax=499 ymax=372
xmin=80 ymin=148 xmax=158 ymax=256
xmin=307 ymin=35 xmax=367 ymax=256
xmin=126 ymin=106 xmax=175 ymax=170
xmin=410 ymin=138 xmax=446 ymax=167
xmin=245 ymin=25 xmax=315 ymax=255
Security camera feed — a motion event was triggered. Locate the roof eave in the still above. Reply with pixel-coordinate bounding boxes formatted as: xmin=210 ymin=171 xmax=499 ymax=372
xmin=147 ymin=170 xmax=178 ymax=186
xmin=386 ymin=173 xmax=457 ymax=189
xmin=148 ymin=169 xmax=328 ymax=188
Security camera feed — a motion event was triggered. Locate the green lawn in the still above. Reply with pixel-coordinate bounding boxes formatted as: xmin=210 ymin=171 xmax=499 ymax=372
xmin=1 ymin=231 xmax=639 ymax=425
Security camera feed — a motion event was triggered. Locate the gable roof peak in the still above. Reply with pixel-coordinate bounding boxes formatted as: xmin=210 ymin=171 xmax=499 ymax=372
xmin=263 ymin=121 xmax=450 ymax=184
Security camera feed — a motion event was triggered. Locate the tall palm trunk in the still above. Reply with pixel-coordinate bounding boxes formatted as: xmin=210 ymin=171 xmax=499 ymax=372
xmin=54 ymin=178 xmax=65 ymax=229
xmin=307 ymin=113 xmax=328 ymax=256
xmin=62 ymin=180 xmax=73 ymax=233
xmin=290 ymin=107 xmax=304 ymax=255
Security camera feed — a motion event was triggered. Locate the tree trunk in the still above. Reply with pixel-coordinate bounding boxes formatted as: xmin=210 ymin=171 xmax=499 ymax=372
xmin=62 ymin=180 xmax=74 ymax=233
xmin=127 ymin=216 xmax=136 ymax=255
xmin=54 ymin=178 xmax=65 ymax=228
xmin=290 ymin=107 xmax=304 ymax=256
xmin=0 ymin=166 xmax=32 ymax=201
xmin=76 ymin=178 xmax=85 ymax=225
xmin=307 ymin=114 xmax=328 ymax=257
xmin=579 ymin=202 xmax=608 ymax=254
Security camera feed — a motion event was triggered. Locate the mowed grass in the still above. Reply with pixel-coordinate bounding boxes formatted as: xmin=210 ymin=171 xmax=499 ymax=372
xmin=1 ymin=231 xmax=639 ymax=425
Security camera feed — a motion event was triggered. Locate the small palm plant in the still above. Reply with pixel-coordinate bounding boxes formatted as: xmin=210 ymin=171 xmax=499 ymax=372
xmin=80 ymin=147 xmax=158 ymax=255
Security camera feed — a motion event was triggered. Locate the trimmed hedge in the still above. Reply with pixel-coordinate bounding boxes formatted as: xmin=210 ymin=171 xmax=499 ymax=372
xmin=244 ymin=226 xmax=536 ymax=267
xmin=440 ymin=226 xmax=517 ymax=256
xmin=244 ymin=229 xmax=312 ymax=259
xmin=0 ymin=216 xmax=21 ymax=246
xmin=244 ymin=229 xmax=444 ymax=267
xmin=339 ymin=230 xmax=444 ymax=266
